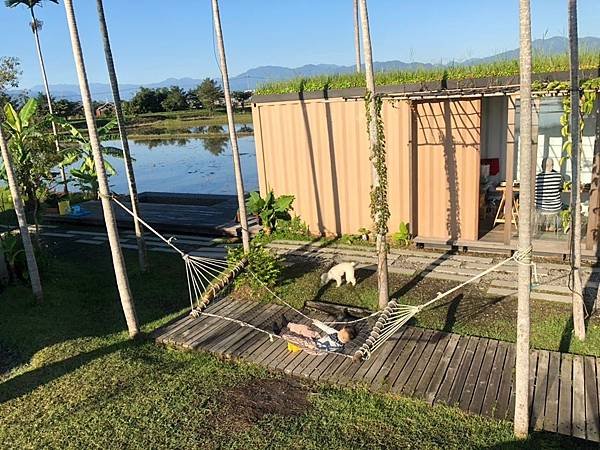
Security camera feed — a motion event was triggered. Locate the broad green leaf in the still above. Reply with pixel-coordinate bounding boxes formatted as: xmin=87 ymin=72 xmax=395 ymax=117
xmin=18 ymin=99 xmax=37 ymax=127
xmin=3 ymin=103 xmax=20 ymax=132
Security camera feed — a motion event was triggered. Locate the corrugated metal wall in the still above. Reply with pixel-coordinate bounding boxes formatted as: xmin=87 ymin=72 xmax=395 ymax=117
xmin=252 ymin=98 xmax=411 ymax=236
xmin=415 ymin=99 xmax=481 ymax=241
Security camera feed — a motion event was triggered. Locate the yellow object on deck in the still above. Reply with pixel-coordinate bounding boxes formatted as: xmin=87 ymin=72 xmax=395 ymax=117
xmin=287 ymin=342 xmax=301 ymax=352
xmin=58 ymin=200 xmax=71 ymax=216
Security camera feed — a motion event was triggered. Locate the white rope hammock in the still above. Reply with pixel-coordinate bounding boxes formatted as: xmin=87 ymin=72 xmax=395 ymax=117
xmin=109 ymin=194 xmax=537 ymax=362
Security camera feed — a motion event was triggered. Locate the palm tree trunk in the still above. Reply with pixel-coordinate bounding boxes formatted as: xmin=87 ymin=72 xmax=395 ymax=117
xmin=353 ymin=0 xmax=361 ymax=73
xmin=30 ymin=8 xmax=68 ymax=196
xmin=359 ymin=0 xmax=389 ymax=309
xmin=63 ymin=0 xmax=139 ymax=338
xmin=96 ymin=0 xmax=148 ymax=273
xmin=0 ymin=125 xmax=43 ymax=302
xmin=569 ymin=0 xmax=586 ymax=340
xmin=514 ymin=0 xmax=533 ymax=438
xmin=211 ymin=0 xmax=250 ymax=253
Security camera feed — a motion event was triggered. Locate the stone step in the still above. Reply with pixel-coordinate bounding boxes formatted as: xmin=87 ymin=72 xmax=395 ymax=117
xmin=356 ymin=263 xmax=415 ymax=276
xmin=41 ymin=232 xmax=78 ymax=238
xmin=406 ymin=256 xmax=462 ymax=267
xmin=73 ymin=239 xmax=104 ymax=245
xmin=421 ymin=270 xmax=478 ymax=284
xmin=391 ymin=249 xmax=493 ymax=264
xmin=491 ymin=278 xmax=599 ymax=293
xmin=463 ymin=263 xmax=549 ymax=276
xmin=487 ymin=287 xmax=570 ymax=304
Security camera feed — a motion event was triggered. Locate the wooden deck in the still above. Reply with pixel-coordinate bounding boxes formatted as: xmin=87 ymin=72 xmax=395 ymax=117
xmin=155 ymin=297 xmax=600 ymax=443
xmin=44 ymin=192 xmax=254 ymax=236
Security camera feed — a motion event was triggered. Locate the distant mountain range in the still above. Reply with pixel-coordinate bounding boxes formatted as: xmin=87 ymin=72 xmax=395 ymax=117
xmin=11 ymin=36 xmax=600 ymax=101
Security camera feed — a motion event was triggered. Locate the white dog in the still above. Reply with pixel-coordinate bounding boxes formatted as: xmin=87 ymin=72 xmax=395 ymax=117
xmin=320 ymin=262 xmax=357 ymax=287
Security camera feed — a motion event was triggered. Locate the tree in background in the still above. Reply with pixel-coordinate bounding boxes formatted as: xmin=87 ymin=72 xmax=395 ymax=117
xmin=514 ymin=0 xmax=533 ymax=438
xmin=63 ymin=0 xmax=139 ymax=338
xmin=5 ymin=0 xmax=69 ymax=194
xmin=161 ymin=86 xmax=188 ymax=112
xmin=194 ymin=78 xmax=222 ymax=115
xmin=232 ymin=90 xmax=252 ymax=110
xmin=0 ymin=57 xmax=20 ymax=95
xmin=568 ymin=0 xmax=586 ymax=340
xmin=129 ymin=87 xmax=164 ymax=114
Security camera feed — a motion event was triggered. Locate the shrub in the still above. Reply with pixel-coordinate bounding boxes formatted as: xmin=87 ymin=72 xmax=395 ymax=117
xmin=246 ymin=190 xmax=294 ymax=234
xmin=227 ymin=243 xmax=282 ymax=289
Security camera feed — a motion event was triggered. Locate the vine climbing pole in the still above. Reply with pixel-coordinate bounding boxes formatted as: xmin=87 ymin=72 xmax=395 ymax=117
xmin=211 ymin=0 xmax=250 ymax=254
xmin=514 ymin=0 xmax=533 ymax=438
xmin=359 ymin=0 xmax=389 ymax=309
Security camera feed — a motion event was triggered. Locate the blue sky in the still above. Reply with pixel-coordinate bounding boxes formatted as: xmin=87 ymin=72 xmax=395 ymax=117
xmin=2 ymin=0 xmax=599 ymax=89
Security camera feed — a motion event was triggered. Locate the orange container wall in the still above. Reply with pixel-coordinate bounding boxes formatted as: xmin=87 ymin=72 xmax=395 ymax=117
xmin=252 ymin=98 xmax=411 ymax=236
xmin=415 ymin=99 xmax=481 ymax=241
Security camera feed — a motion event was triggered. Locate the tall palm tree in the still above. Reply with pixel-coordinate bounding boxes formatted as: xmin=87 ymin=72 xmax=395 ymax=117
xmin=358 ymin=0 xmax=389 ymax=309
xmin=353 ymin=0 xmax=361 ymax=73
xmin=95 ymin=0 xmax=147 ymax=273
xmin=5 ymin=0 xmax=68 ymax=195
xmin=62 ymin=0 xmax=139 ymax=337
xmin=211 ymin=0 xmax=250 ymax=253
xmin=568 ymin=0 xmax=586 ymax=340
xmin=0 ymin=125 xmax=43 ymax=302
xmin=514 ymin=0 xmax=533 ymax=438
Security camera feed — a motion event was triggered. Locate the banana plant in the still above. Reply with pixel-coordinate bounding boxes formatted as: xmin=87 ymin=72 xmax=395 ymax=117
xmin=53 ymin=116 xmax=123 ymax=198
xmin=1 ymin=99 xmax=63 ymax=218
xmin=0 ymin=233 xmax=26 ymax=282
xmin=246 ymin=190 xmax=294 ymax=234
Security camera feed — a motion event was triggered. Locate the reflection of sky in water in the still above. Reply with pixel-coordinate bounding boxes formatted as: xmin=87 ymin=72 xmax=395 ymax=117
xmin=99 ymin=136 xmax=258 ymax=195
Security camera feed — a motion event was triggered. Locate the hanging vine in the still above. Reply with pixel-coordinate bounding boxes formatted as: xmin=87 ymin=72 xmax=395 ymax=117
xmin=365 ymin=90 xmax=390 ymax=236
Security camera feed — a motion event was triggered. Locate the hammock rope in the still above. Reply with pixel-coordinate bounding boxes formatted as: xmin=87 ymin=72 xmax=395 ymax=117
xmin=352 ymin=246 xmax=537 ymax=361
xmin=108 ymin=194 xmax=538 ymax=362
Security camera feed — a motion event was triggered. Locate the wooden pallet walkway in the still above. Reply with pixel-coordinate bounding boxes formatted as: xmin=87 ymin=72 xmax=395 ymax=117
xmin=154 ymin=297 xmax=600 ymax=443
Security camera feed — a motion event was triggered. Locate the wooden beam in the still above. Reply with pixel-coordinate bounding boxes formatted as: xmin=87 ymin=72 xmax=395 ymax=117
xmin=585 ymin=97 xmax=600 ymax=251
xmin=409 ymin=100 xmax=419 ymax=237
xmin=504 ymin=95 xmax=517 ymax=245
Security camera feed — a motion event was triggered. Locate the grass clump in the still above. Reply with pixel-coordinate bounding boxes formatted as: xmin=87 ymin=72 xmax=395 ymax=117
xmin=255 ymin=52 xmax=600 ymax=95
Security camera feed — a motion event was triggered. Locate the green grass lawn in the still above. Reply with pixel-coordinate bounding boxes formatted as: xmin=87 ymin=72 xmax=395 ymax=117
xmin=0 ymin=240 xmax=590 ymax=449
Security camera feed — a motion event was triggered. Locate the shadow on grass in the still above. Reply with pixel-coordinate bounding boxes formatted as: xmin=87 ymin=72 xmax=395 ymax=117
xmin=0 ymin=339 xmax=134 ymax=404
xmin=0 ymin=238 xmax=190 ymax=384
xmin=482 ymin=431 xmax=598 ymax=449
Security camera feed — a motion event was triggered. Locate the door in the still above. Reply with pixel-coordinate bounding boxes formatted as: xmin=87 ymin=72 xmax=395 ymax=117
xmin=415 ymin=98 xmax=481 ymax=241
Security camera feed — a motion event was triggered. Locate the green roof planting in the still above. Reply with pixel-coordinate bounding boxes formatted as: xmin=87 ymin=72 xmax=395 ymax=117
xmin=255 ymin=52 xmax=600 ymax=95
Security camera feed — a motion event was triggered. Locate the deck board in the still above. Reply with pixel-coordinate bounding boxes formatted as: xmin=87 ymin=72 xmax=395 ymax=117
xmin=531 ymin=350 xmax=550 ymax=431
xmin=469 ymin=339 xmax=498 ymax=415
xmin=480 ymin=341 xmax=509 ymax=417
xmin=543 ymin=351 xmax=561 ymax=433
xmin=154 ymin=297 xmax=600 ymax=444
xmin=558 ymin=354 xmax=573 ymax=436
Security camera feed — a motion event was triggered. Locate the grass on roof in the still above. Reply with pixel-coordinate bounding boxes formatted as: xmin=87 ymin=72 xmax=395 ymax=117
xmin=255 ymin=52 xmax=600 ymax=95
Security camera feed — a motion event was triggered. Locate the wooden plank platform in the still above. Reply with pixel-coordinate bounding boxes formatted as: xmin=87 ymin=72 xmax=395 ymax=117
xmin=155 ymin=297 xmax=600 ymax=443
xmin=44 ymin=192 xmax=251 ymax=236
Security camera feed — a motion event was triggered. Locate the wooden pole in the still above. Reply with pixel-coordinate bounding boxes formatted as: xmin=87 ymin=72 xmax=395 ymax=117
xmin=514 ymin=0 xmax=533 ymax=438
xmin=63 ymin=0 xmax=139 ymax=338
xmin=211 ymin=0 xmax=250 ymax=254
